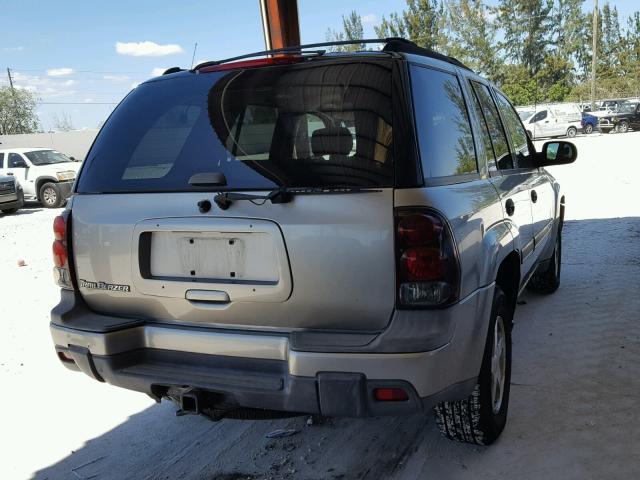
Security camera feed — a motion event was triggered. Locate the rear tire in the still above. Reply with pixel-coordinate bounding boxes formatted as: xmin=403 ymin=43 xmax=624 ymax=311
xmin=433 ymin=287 xmax=512 ymax=445
xmin=527 ymin=231 xmax=562 ymax=294
xmin=39 ymin=182 xmax=62 ymax=208
xmin=584 ymin=123 xmax=593 ymax=134
xmin=566 ymin=126 xmax=577 ymax=138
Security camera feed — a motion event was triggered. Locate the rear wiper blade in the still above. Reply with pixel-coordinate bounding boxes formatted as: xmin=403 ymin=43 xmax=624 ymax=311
xmin=213 ymin=186 xmax=381 ymax=210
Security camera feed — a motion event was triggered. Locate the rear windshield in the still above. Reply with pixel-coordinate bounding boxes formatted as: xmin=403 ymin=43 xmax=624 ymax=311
xmin=77 ymin=59 xmax=394 ymax=193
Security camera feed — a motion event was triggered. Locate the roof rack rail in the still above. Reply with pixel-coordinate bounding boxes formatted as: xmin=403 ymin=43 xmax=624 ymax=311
xmin=193 ymin=37 xmax=472 ymax=72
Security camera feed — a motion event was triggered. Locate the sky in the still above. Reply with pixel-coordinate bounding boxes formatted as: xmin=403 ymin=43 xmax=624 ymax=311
xmin=1 ymin=0 xmax=638 ymax=131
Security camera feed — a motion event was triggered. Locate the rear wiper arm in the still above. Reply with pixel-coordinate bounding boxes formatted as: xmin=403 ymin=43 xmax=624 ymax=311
xmin=214 ymin=188 xmax=292 ymax=210
xmin=214 ymin=186 xmax=381 ymax=210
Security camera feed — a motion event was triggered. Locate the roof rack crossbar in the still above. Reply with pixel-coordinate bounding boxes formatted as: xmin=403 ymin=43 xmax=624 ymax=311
xmin=193 ymin=37 xmax=472 ymax=72
xmin=193 ymin=38 xmax=400 ymax=71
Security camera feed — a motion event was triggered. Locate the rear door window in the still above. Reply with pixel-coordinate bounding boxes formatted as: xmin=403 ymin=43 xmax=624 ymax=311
xmin=77 ymin=59 xmax=395 ymax=193
xmin=470 ymin=82 xmax=513 ymax=170
xmin=467 ymin=81 xmax=497 ymax=172
xmin=410 ymin=65 xmax=477 ymax=178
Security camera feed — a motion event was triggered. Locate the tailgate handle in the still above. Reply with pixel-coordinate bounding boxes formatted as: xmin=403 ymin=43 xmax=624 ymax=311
xmin=185 ymin=289 xmax=230 ymax=303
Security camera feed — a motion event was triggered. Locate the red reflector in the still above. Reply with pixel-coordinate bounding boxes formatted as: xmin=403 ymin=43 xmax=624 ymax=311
xmin=53 ymin=240 xmax=67 ymax=268
xmin=401 ymin=247 xmax=443 ymax=281
xmin=53 ymin=215 xmax=66 ymax=241
xmin=57 ymin=351 xmax=74 ymax=363
xmin=374 ymin=388 xmax=409 ymax=402
xmin=199 ymin=55 xmax=303 ymax=73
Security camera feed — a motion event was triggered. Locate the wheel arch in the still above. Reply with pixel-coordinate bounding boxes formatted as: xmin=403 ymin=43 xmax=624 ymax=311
xmin=495 ymin=251 xmax=520 ymax=312
xmin=35 ymin=176 xmax=58 ymax=201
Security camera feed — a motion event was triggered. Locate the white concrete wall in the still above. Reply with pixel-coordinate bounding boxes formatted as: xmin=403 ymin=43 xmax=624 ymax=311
xmin=0 ymin=130 xmax=98 ymax=160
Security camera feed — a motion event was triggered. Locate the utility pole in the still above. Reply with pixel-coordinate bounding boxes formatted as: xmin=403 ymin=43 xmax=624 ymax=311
xmin=6 ymin=67 xmax=14 ymax=90
xmin=590 ymin=0 xmax=598 ymax=111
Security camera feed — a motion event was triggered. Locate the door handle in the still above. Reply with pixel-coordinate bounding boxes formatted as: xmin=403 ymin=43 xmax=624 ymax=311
xmin=6 ymin=172 xmax=13 ymax=176
xmin=531 ymin=190 xmax=538 ymax=203
xmin=505 ymin=199 xmax=515 ymax=216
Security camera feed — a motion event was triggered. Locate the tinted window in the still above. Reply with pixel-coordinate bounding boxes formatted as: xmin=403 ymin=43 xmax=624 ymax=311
xmin=471 ymin=82 xmax=512 ymax=170
xmin=531 ymin=110 xmax=547 ymax=122
xmin=8 ymin=153 xmax=25 ymax=168
xmin=0 ymin=153 xmax=4 ymax=168
xmin=494 ymin=92 xmax=536 ymax=169
xmin=77 ymin=60 xmax=394 ymax=193
xmin=411 ymin=66 xmax=477 ymax=177
xmin=467 ymin=81 xmax=497 ymax=172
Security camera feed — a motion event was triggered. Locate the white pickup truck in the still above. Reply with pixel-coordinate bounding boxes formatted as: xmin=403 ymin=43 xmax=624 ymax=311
xmin=0 ymin=148 xmax=81 ymax=208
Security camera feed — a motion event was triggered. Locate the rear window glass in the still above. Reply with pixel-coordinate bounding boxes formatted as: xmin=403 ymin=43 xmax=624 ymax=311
xmin=77 ymin=59 xmax=395 ymax=193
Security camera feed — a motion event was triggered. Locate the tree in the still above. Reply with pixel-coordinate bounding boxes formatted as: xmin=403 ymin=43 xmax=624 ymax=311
xmin=0 ymin=86 xmax=39 ymax=135
xmin=326 ymin=11 xmax=364 ymax=51
xmin=496 ymin=0 xmax=554 ymax=75
xmin=52 ymin=112 xmax=74 ymax=132
xmin=443 ymin=0 xmax=499 ymax=78
xmin=552 ymin=0 xmax=585 ymax=78
xmin=375 ymin=0 xmax=446 ymax=51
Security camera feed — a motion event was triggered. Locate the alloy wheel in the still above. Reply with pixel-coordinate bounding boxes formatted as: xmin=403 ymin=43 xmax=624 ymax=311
xmin=491 ymin=315 xmax=507 ymax=414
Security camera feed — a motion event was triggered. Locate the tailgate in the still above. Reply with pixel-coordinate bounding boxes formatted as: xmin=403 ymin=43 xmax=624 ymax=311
xmin=71 ymin=190 xmax=395 ymax=331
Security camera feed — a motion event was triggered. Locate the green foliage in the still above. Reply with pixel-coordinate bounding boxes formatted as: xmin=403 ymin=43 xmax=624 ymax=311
xmin=375 ymin=0 xmax=446 ymax=50
xmin=329 ymin=0 xmax=640 ymax=104
xmin=326 ymin=11 xmax=364 ymax=51
xmin=443 ymin=0 xmax=499 ymax=78
xmin=0 ymin=86 xmax=39 ymax=135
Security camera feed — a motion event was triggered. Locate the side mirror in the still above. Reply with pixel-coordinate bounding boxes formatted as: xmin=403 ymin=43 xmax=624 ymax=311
xmin=69 ymin=156 xmax=76 ymax=161
xmin=537 ymin=141 xmax=577 ymax=167
xmin=14 ymin=160 xmax=28 ymax=168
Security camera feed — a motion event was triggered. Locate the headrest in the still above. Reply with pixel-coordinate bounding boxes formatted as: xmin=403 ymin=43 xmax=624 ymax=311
xmin=311 ymin=126 xmax=353 ymax=157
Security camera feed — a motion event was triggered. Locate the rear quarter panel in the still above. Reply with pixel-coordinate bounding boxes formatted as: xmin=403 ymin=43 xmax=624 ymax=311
xmin=394 ymin=180 xmax=511 ymax=299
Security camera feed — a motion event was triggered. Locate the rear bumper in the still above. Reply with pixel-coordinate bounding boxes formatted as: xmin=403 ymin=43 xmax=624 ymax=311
xmin=51 ymin=284 xmax=494 ymax=417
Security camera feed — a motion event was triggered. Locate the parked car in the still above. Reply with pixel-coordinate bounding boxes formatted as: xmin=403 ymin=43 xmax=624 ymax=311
xmin=581 ymin=112 xmax=598 ymax=134
xmin=517 ymin=103 xmax=582 ymax=139
xmin=49 ymin=38 xmax=576 ymax=446
xmin=0 ymin=173 xmax=24 ymax=214
xmin=598 ymin=101 xmax=640 ymax=133
xmin=0 ymin=148 xmax=80 ymax=208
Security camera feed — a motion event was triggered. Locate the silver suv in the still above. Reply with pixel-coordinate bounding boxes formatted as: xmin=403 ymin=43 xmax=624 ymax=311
xmin=50 ymin=39 xmax=576 ymax=445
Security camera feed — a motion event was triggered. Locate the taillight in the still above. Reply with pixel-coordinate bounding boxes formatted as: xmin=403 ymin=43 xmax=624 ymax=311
xmin=395 ymin=209 xmax=459 ymax=308
xmin=52 ymin=211 xmax=73 ymax=290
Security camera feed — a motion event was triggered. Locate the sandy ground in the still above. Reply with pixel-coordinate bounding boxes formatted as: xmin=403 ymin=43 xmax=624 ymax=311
xmin=1 ymin=131 xmax=639 ymax=480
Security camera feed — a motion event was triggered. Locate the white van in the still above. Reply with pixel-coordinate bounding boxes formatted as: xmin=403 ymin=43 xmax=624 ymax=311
xmin=517 ymin=104 xmax=582 ymax=140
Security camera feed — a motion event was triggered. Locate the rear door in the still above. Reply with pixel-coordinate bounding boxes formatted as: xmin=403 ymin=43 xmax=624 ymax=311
xmin=71 ymin=59 xmax=400 ymax=332
xmin=470 ymin=82 xmax=536 ymax=273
